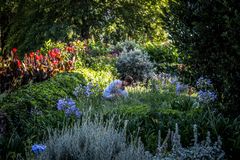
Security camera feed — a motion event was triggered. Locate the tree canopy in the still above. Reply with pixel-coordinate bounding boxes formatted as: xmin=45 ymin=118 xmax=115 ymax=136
xmin=1 ymin=0 xmax=168 ymax=53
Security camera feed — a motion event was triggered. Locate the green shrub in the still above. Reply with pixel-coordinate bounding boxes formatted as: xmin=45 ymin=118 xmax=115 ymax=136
xmin=116 ymin=49 xmax=155 ymax=82
xmin=77 ymin=55 xmax=117 ymax=72
xmin=105 ymin=100 xmax=202 ymax=153
xmin=161 ymin=0 xmax=240 ymax=117
xmin=110 ymin=40 xmax=142 ymax=55
xmin=0 ymin=72 xmax=86 ymax=160
xmin=144 ymin=43 xmax=178 ymax=63
xmin=76 ymin=67 xmax=115 ymax=89
xmin=85 ymin=40 xmax=109 ymax=56
xmin=144 ymin=42 xmax=179 ymax=73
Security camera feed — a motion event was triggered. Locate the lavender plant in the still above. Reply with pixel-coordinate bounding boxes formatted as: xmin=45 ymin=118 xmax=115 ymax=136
xmin=39 ymin=115 xmax=153 ymax=160
xmin=27 ymin=109 xmax=225 ymax=160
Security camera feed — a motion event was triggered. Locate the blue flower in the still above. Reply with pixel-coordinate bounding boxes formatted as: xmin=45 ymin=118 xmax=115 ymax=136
xmin=176 ymin=82 xmax=188 ymax=95
xmin=196 ymin=76 xmax=212 ymax=89
xmin=57 ymin=99 xmax=66 ymax=110
xmin=65 ymin=105 xmax=81 ymax=118
xmin=32 ymin=144 xmax=46 ymax=154
xmin=84 ymin=83 xmax=94 ymax=97
xmin=75 ymin=110 xmax=82 ymax=118
xmin=66 ymin=98 xmax=76 ymax=107
xmin=73 ymin=84 xmax=82 ymax=97
xmin=170 ymin=75 xmax=178 ymax=84
xmin=56 ymin=98 xmax=81 ymax=118
xmin=198 ymin=90 xmax=217 ymax=104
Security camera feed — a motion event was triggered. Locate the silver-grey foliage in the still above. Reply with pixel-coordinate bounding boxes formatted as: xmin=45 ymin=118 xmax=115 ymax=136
xmin=155 ymin=124 xmax=225 ymax=160
xmin=35 ymin=115 xmax=224 ymax=160
xmin=110 ymin=40 xmax=142 ymax=54
xmin=40 ymin=116 xmax=153 ymax=160
xmin=116 ymin=49 xmax=155 ymax=82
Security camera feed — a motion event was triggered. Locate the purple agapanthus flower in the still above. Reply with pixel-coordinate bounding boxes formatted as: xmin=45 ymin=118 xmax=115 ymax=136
xmin=196 ymin=76 xmax=212 ymax=89
xmin=73 ymin=84 xmax=83 ymax=97
xmin=84 ymin=83 xmax=94 ymax=97
xmin=56 ymin=98 xmax=81 ymax=118
xmin=66 ymin=98 xmax=76 ymax=107
xmin=65 ymin=105 xmax=80 ymax=117
xmin=198 ymin=90 xmax=217 ymax=103
xmin=32 ymin=144 xmax=46 ymax=154
xmin=75 ymin=110 xmax=82 ymax=118
xmin=176 ymin=82 xmax=188 ymax=95
xmin=73 ymin=83 xmax=98 ymax=98
xmin=57 ymin=99 xmax=66 ymax=110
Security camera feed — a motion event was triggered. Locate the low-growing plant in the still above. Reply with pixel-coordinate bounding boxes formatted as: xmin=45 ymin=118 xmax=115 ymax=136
xmin=0 ymin=72 xmax=85 ymax=160
xmin=33 ymin=115 xmax=153 ymax=160
xmin=155 ymin=124 xmax=224 ymax=159
xmin=25 ymin=114 xmax=224 ymax=160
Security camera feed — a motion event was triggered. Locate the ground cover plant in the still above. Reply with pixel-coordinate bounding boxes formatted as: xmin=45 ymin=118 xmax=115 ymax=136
xmin=0 ymin=72 xmax=85 ymax=159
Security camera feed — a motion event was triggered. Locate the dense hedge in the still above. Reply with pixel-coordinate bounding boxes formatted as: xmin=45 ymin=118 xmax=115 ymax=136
xmin=0 ymin=72 xmax=86 ymax=160
xmin=161 ymin=0 xmax=240 ymax=116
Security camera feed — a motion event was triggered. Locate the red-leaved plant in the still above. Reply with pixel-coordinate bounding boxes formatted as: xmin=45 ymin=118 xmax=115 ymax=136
xmin=0 ymin=46 xmax=76 ymax=93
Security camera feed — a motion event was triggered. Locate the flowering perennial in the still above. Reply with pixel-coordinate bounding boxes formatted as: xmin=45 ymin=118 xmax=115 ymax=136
xmin=197 ymin=90 xmax=217 ymax=104
xmin=73 ymin=82 xmax=101 ymax=98
xmin=0 ymin=46 xmax=77 ymax=93
xmin=32 ymin=144 xmax=46 ymax=154
xmin=196 ymin=76 xmax=213 ymax=90
xmin=57 ymin=98 xmax=81 ymax=118
xmin=176 ymin=82 xmax=188 ymax=95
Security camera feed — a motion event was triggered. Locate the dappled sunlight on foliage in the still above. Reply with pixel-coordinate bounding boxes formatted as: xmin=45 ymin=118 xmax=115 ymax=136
xmin=0 ymin=0 xmax=239 ymax=158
